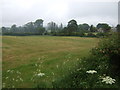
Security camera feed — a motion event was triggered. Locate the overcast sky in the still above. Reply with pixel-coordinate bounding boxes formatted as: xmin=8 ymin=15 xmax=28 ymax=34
xmin=1 ymin=0 xmax=119 ymax=27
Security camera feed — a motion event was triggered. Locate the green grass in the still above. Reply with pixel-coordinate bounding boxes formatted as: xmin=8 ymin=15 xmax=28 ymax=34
xmin=2 ymin=36 xmax=99 ymax=88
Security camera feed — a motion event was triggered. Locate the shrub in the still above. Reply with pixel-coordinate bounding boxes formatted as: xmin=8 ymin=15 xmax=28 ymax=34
xmin=69 ymin=32 xmax=85 ymax=37
xmin=91 ymin=33 xmax=120 ymax=76
xmin=87 ymin=32 xmax=96 ymax=37
xmin=79 ymin=32 xmax=85 ymax=37
xmin=96 ymin=32 xmax=105 ymax=37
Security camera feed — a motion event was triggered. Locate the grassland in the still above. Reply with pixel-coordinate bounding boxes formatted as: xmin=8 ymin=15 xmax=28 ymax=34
xmin=2 ymin=36 xmax=99 ymax=88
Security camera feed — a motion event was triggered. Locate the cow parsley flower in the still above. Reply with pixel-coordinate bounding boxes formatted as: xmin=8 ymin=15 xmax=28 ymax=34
xmin=102 ymin=76 xmax=116 ymax=84
xmin=52 ymin=72 xmax=54 ymax=75
xmin=86 ymin=70 xmax=97 ymax=74
xmin=20 ymin=78 xmax=23 ymax=82
xmin=37 ymin=73 xmax=45 ymax=77
xmin=2 ymin=83 xmax=5 ymax=88
xmin=35 ymin=64 xmax=38 ymax=67
xmin=56 ymin=65 xmax=59 ymax=68
xmin=5 ymin=77 xmax=8 ymax=79
xmin=63 ymin=62 xmax=66 ymax=65
xmin=76 ymin=58 xmax=79 ymax=61
xmin=7 ymin=70 xmax=10 ymax=73
xmin=16 ymin=71 xmax=21 ymax=74
xmin=13 ymin=78 xmax=15 ymax=81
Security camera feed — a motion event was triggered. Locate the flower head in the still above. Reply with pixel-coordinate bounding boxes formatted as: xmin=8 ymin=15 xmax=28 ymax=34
xmin=7 ymin=70 xmax=10 ymax=73
xmin=37 ymin=73 xmax=45 ymax=77
xmin=86 ymin=70 xmax=97 ymax=74
xmin=101 ymin=76 xmax=116 ymax=84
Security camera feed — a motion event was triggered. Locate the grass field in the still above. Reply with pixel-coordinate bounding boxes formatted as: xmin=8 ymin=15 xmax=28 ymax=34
xmin=2 ymin=36 xmax=99 ymax=88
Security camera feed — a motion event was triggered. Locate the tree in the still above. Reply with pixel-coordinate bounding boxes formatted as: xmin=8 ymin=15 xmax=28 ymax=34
xmin=47 ymin=21 xmax=58 ymax=35
xmin=10 ymin=24 xmax=17 ymax=33
xmin=116 ymin=24 xmax=120 ymax=32
xmin=78 ymin=23 xmax=89 ymax=32
xmin=82 ymin=23 xmax=90 ymax=31
xmin=37 ymin=27 xmax=45 ymax=35
xmin=67 ymin=19 xmax=78 ymax=35
xmin=34 ymin=19 xmax=46 ymax=35
xmin=97 ymin=23 xmax=111 ymax=32
xmin=59 ymin=23 xmax=63 ymax=30
xmin=89 ymin=25 xmax=97 ymax=32
xmin=24 ymin=22 xmax=35 ymax=33
xmin=34 ymin=19 xmax=43 ymax=28
xmin=2 ymin=27 xmax=7 ymax=34
xmin=2 ymin=27 xmax=6 ymax=30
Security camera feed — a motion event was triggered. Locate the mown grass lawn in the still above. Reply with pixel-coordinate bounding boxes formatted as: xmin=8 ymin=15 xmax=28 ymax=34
xmin=2 ymin=36 xmax=99 ymax=88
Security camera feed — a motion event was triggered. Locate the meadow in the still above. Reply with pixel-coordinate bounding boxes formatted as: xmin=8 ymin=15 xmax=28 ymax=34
xmin=2 ymin=36 xmax=98 ymax=88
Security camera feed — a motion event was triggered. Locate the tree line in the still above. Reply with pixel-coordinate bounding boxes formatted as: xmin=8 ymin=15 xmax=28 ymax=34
xmin=1 ymin=19 xmax=120 ymax=36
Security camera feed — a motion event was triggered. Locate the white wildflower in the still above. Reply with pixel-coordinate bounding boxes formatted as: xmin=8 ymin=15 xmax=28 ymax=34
xmin=7 ymin=70 xmax=10 ymax=73
xmin=101 ymin=76 xmax=116 ymax=84
xmin=20 ymin=78 xmax=23 ymax=82
xmin=63 ymin=62 xmax=66 ymax=65
xmin=36 ymin=69 xmax=39 ymax=71
xmin=86 ymin=70 xmax=97 ymax=74
xmin=37 ymin=73 xmax=45 ymax=77
xmin=5 ymin=77 xmax=8 ymax=79
xmin=38 ymin=57 xmax=41 ymax=60
xmin=17 ymin=76 xmax=20 ymax=78
xmin=52 ymin=72 xmax=54 ymax=75
xmin=76 ymin=58 xmax=79 ymax=61
xmin=2 ymin=83 xmax=5 ymax=88
xmin=52 ymin=79 xmax=55 ymax=82
xmin=19 ymin=72 xmax=21 ymax=74
xmin=12 ymin=86 xmax=15 ymax=88
xmin=35 ymin=64 xmax=38 ymax=66
xmin=16 ymin=71 xmax=21 ymax=74
xmin=56 ymin=65 xmax=59 ymax=68
xmin=77 ymin=68 xmax=81 ymax=71
xmin=10 ymin=70 xmax=14 ymax=73
xmin=103 ymin=74 xmax=106 ymax=76
xmin=13 ymin=78 xmax=15 ymax=81
xmin=16 ymin=71 xmax=19 ymax=73
xmin=67 ymin=59 xmax=69 ymax=62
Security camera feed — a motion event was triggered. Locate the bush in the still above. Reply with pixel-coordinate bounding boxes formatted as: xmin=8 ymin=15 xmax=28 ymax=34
xmin=75 ymin=32 xmax=85 ymax=37
xmin=96 ymin=32 xmax=105 ymax=37
xmin=87 ymin=32 xmax=96 ymax=37
xmin=96 ymin=32 xmax=111 ymax=38
xmin=79 ymin=32 xmax=85 ymax=37
xmin=91 ymin=33 xmax=120 ymax=76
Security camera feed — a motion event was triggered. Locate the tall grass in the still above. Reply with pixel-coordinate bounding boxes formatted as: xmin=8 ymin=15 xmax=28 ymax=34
xmin=2 ymin=36 xmax=98 ymax=88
